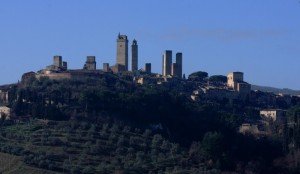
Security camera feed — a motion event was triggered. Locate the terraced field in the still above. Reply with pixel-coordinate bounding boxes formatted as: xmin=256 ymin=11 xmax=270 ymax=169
xmin=0 ymin=120 xmax=211 ymax=174
xmin=0 ymin=152 xmax=59 ymax=174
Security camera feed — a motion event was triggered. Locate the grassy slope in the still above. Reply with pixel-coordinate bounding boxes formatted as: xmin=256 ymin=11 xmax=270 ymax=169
xmin=0 ymin=152 xmax=59 ymax=174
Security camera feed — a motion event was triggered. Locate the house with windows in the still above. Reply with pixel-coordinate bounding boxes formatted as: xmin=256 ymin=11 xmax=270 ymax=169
xmin=260 ymin=109 xmax=286 ymax=122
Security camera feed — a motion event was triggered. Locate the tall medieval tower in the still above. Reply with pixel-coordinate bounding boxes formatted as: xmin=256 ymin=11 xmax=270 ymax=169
xmin=131 ymin=39 xmax=138 ymax=71
xmin=116 ymin=33 xmax=128 ymax=71
xmin=53 ymin=55 xmax=62 ymax=67
xmin=162 ymin=50 xmax=172 ymax=76
xmin=176 ymin=52 xmax=182 ymax=78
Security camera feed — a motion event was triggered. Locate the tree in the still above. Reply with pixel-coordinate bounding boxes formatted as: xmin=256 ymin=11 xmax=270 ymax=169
xmin=287 ymin=106 xmax=300 ymax=149
xmin=82 ymin=166 xmax=95 ymax=174
xmin=152 ymin=134 xmax=163 ymax=148
xmin=188 ymin=71 xmax=208 ymax=81
xmin=189 ymin=141 xmax=203 ymax=163
xmin=201 ymin=132 xmax=224 ymax=161
xmin=208 ymin=75 xmax=227 ymax=84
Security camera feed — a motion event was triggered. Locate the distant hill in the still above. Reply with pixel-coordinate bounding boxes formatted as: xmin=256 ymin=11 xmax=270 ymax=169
xmin=251 ymin=85 xmax=300 ymax=96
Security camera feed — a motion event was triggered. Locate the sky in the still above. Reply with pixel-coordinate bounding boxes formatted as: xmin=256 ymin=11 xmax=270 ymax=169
xmin=0 ymin=0 xmax=300 ymax=89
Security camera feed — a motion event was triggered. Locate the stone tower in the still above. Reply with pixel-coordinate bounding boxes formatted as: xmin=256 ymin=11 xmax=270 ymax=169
xmin=176 ymin=52 xmax=182 ymax=78
xmin=62 ymin=61 xmax=68 ymax=70
xmin=171 ymin=63 xmax=178 ymax=77
xmin=227 ymin=72 xmax=244 ymax=90
xmin=131 ymin=39 xmax=138 ymax=71
xmin=84 ymin=56 xmax=96 ymax=70
xmin=162 ymin=50 xmax=172 ymax=76
xmin=145 ymin=63 xmax=151 ymax=74
xmin=53 ymin=55 xmax=62 ymax=67
xmin=103 ymin=63 xmax=110 ymax=72
xmin=116 ymin=33 xmax=128 ymax=71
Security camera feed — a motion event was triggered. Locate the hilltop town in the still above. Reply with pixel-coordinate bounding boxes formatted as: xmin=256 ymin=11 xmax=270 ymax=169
xmin=1 ymin=33 xmax=299 ymax=134
xmin=0 ymin=33 xmax=299 ymax=135
xmin=21 ymin=33 xmax=183 ymax=83
xmin=1 ymin=33 xmax=300 ymax=173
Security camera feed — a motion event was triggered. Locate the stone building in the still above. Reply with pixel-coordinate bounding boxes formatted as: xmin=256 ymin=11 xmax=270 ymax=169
xmin=162 ymin=50 xmax=172 ymax=76
xmin=193 ymin=86 xmax=239 ymax=102
xmin=260 ymin=109 xmax=286 ymax=122
xmin=227 ymin=72 xmax=244 ymax=90
xmin=0 ymin=90 xmax=9 ymax=104
xmin=54 ymin=55 xmax=62 ymax=68
xmin=103 ymin=63 xmax=110 ymax=72
xmin=36 ymin=72 xmax=71 ymax=80
xmin=227 ymin=72 xmax=251 ymax=101
xmin=145 ymin=63 xmax=151 ymax=74
xmin=239 ymin=124 xmax=260 ymax=135
xmin=110 ymin=64 xmax=126 ymax=73
xmin=131 ymin=39 xmax=138 ymax=71
xmin=84 ymin=56 xmax=97 ymax=70
xmin=48 ymin=56 xmax=67 ymax=71
xmin=36 ymin=70 xmax=105 ymax=81
xmin=136 ymin=76 xmax=157 ymax=85
xmin=116 ymin=33 xmax=128 ymax=71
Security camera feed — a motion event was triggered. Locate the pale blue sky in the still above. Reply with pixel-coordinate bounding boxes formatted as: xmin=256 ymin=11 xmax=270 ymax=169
xmin=0 ymin=0 xmax=300 ymax=89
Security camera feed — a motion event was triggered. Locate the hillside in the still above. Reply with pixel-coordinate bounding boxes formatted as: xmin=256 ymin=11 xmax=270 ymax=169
xmin=1 ymin=74 xmax=300 ymax=173
xmin=0 ymin=119 xmax=216 ymax=174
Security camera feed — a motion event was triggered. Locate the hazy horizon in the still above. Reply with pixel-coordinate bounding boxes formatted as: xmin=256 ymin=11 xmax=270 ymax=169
xmin=1 ymin=1 xmax=300 ymax=90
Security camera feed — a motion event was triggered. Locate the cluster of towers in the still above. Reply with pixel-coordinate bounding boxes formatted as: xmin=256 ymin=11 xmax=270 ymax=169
xmin=162 ymin=50 xmax=182 ymax=78
xmin=51 ymin=55 xmax=96 ymax=71
xmin=116 ymin=33 xmax=140 ymax=72
xmin=48 ymin=33 xmax=182 ymax=78
xmin=53 ymin=56 xmax=68 ymax=70
xmin=227 ymin=72 xmax=251 ymax=98
xmin=227 ymin=72 xmax=244 ymax=90
xmin=116 ymin=33 xmax=182 ymax=78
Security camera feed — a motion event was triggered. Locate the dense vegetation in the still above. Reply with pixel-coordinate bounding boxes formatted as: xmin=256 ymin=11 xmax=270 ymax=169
xmin=208 ymin=75 xmax=227 ymax=84
xmin=188 ymin=71 xmax=208 ymax=81
xmin=1 ymin=74 xmax=300 ymax=173
xmin=1 ymin=119 xmax=212 ymax=174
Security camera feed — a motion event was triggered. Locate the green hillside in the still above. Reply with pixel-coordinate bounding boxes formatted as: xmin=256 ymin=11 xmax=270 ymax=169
xmin=1 ymin=75 xmax=300 ymax=173
xmin=0 ymin=119 xmax=215 ymax=174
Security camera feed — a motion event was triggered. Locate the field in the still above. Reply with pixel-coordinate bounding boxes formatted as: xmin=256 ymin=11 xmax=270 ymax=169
xmin=0 ymin=119 xmax=211 ymax=174
xmin=0 ymin=152 xmax=59 ymax=174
